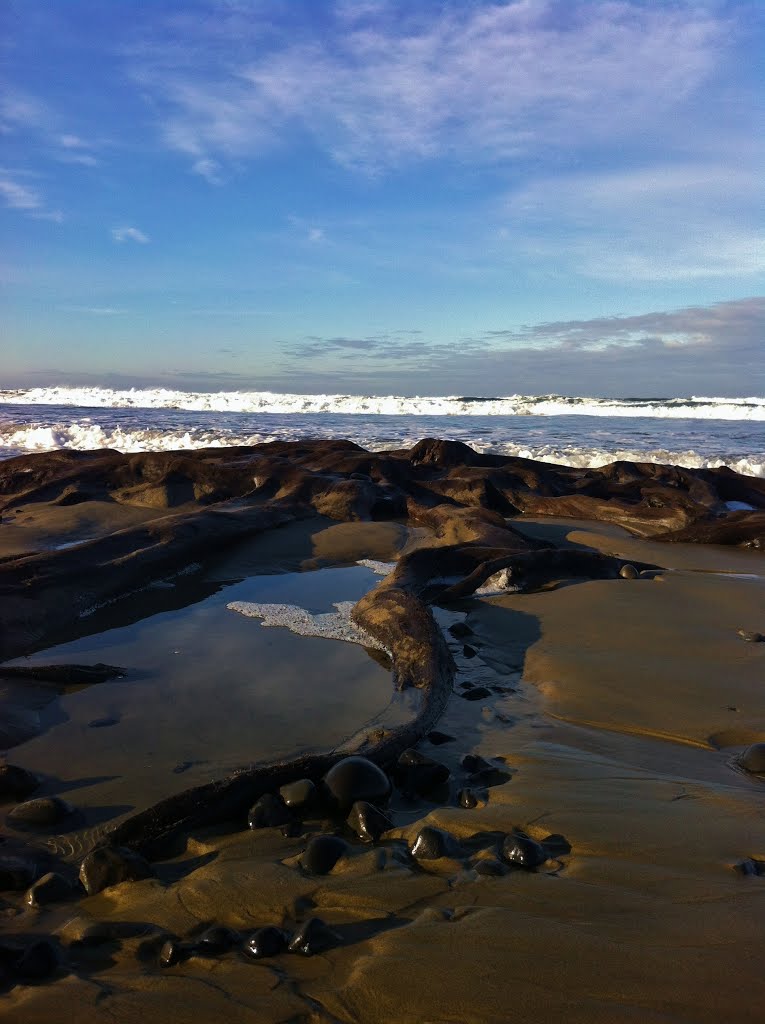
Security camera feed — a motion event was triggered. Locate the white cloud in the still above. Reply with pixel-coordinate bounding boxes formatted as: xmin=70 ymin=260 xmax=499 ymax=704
xmin=129 ymin=1 xmax=728 ymax=175
xmin=112 ymin=225 xmax=150 ymax=244
xmin=0 ymin=173 xmax=63 ymax=221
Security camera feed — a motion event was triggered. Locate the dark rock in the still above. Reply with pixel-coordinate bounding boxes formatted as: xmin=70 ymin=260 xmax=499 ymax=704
xmin=323 ymin=756 xmax=391 ymax=812
xmin=737 ymin=629 xmax=764 ymax=642
xmin=247 ymin=792 xmax=293 ymax=829
xmin=448 ymin=622 xmax=473 ymax=639
xmin=243 ymin=926 xmax=289 ymax=959
xmin=461 ymin=754 xmax=493 ymax=774
xmin=195 ymin=926 xmax=239 ymax=954
xmin=410 ymin=826 xmax=459 ymax=860
xmin=395 ymin=749 xmax=450 ymax=797
xmin=88 ymin=717 xmax=118 ymax=728
xmin=501 ymin=833 xmax=548 ymax=870
xmin=458 ymin=788 xmax=478 ymax=809
xmin=299 ymin=835 xmax=350 ymax=876
xmin=427 ymin=730 xmax=456 ymax=746
xmin=79 ymin=845 xmax=154 ymax=895
xmin=280 ymin=820 xmax=303 ymax=838
xmin=740 ymin=743 xmax=765 ymax=773
xmin=11 ymin=939 xmax=58 ymax=981
xmin=474 ymin=857 xmax=505 ymax=876
xmin=0 ymin=856 xmax=38 ymax=891
xmin=7 ymin=796 xmax=74 ymax=828
xmin=0 ymin=765 xmax=39 ymax=801
xmin=288 ymin=917 xmax=340 ymax=956
xmin=619 ymin=564 xmax=639 ymax=579
xmin=159 ymin=938 xmax=184 ymax=968
xmin=542 ymin=833 xmax=572 ymax=857
xmin=460 ymin=687 xmax=491 ymax=701
xmin=462 ymin=644 xmax=478 ymax=658
xmin=26 ymin=872 xmax=73 ymax=907
xmin=346 ymin=801 xmax=393 ymax=843
xmin=279 ymin=778 xmax=317 ymax=811
xmin=735 ymin=858 xmax=765 ymax=877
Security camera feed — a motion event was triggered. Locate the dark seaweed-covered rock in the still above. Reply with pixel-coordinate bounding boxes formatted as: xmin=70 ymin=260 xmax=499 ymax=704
xmin=740 ymin=743 xmax=765 ymax=773
xmin=395 ymin=748 xmax=450 ymax=797
xmin=323 ymin=756 xmax=391 ymax=812
xmin=247 ymin=792 xmax=293 ymax=829
xmin=7 ymin=796 xmax=74 ymax=828
xmin=288 ymin=917 xmax=341 ymax=956
xmin=346 ymin=801 xmax=393 ymax=844
xmin=195 ymin=926 xmax=239 ymax=954
xmin=300 ymin=835 xmax=350 ymax=876
xmin=279 ymin=778 xmax=317 ymax=811
xmin=410 ymin=826 xmax=460 ymax=860
xmin=79 ymin=845 xmax=154 ymax=895
xmin=26 ymin=872 xmax=73 ymax=907
xmin=0 ymin=856 xmax=38 ymax=891
xmin=0 ymin=765 xmax=39 ymax=801
xmin=501 ymin=833 xmax=548 ymax=870
xmin=243 ymin=926 xmax=289 ymax=959
xmin=458 ymin=788 xmax=479 ymax=809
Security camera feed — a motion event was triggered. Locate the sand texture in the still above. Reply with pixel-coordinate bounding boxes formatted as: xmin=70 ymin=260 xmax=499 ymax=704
xmin=1 ymin=439 xmax=764 ymax=1022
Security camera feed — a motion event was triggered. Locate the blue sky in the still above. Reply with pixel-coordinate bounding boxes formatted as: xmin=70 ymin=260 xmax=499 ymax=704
xmin=1 ymin=0 xmax=763 ymax=396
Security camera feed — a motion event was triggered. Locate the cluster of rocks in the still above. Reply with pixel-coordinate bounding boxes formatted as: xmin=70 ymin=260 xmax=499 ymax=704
xmin=158 ymin=917 xmax=341 ymax=968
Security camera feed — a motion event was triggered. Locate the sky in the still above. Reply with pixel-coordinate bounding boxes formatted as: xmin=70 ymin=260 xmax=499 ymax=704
xmin=1 ymin=0 xmax=763 ymax=397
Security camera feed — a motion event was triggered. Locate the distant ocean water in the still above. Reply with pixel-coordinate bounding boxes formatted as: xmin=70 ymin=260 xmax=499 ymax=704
xmin=1 ymin=386 xmax=763 ymax=477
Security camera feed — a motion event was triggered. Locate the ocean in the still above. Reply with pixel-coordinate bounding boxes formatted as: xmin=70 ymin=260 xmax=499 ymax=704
xmin=1 ymin=386 xmax=763 ymax=477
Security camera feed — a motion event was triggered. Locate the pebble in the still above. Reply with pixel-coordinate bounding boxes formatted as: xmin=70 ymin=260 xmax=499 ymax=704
xmin=395 ymin=749 xmax=450 ymax=797
xmin=299 ymin=835 xmax=350 ymax=875
xmin=619 ymin=564 xmax=639 ymax=580
xmin=427 ymin=731 xmax=456 ymax=746
xmin=501 ymin=833 xmax=548 ymax=870
xmin=288 ymin=917 xmax=340 ymax=956
xmin=323 ymin=756 xmax=391 ymax=811
xmin=740 ymin=743 xmax=765 ymax=773
xmin=243 ymin=926 xmax=289 ymax=959
xmin=462 ymin=644 xmax=478 ymax=658
xmin=448 ymin=622 xmax=473 ymax=639
xmin=26 ymin=872 xmax=73 ymax=907
xmin=247 ymin=793 xmax=293 ymax=829
xmin=0 ymin=856 xmax=38 ymax=892
xmin=0 ymin=765 xmax=39 ymax=802
xmin=735 ymin=858 xmax=765 ymax=877
xmin=474 ymin=857 xmax=506 ymax=877
xmin=346 ymin=801 xmax=393 ymax=843
xmin=7 ymin=796 xmax=74 ymax=828
xmin=159 ymin=938 xmax=184 ymax=968
xmin=458 ymin=788 xmax=478 ymax=809
xmin=410 ymin=826 xmax=459 ymax=860
xmin=279 ymin=778 xmax=317 ymax=811
xmin=8 ymin=940 xmax=58 ymax=982
xmin=460 ymin=687 xmax=491 ymax=702
xmin=79 ymin=846 xmax=154 ymax=896
xmin=195 ymin=926 xmax=239 ymax=954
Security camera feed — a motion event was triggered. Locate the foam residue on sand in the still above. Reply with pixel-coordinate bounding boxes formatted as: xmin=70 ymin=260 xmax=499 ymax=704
xmin=227 ymin=599 xmax=389 ymax=653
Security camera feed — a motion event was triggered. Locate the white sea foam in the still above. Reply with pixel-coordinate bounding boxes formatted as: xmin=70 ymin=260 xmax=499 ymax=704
xmin=3 ymin=386 xmax=765 ymax=421
xmin=227 ymin=599 xmax=388 ymax=652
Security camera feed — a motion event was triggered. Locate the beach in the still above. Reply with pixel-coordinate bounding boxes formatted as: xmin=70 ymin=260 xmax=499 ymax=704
xmin=1 ymin=438 xmax=764 ymax=1022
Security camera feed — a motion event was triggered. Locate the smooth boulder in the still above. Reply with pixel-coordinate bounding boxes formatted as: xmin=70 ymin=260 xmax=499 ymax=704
xmin=346 ymin=801 xmax=393 ymax=843
xmin=299 ymin=835 xmax=350 ymax=876
xmin=79 ymin=846 xmax=154 ymax=895
xmin=323 ymin=756 xmax=391 ymax=812
xmin=7 ymin=796 xmax=74 ymax=828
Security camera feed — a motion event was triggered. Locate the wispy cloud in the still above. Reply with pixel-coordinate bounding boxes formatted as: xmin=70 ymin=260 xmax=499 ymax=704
xmin=128 ymin=1 xmax=728 ymax=175
xmin=0 ymin=172 xmax=63 ymax=222
xmin=59 ymin=305 xmax=127 ymax=315
xmin=111 ymin=225 xmax=150 ymax=244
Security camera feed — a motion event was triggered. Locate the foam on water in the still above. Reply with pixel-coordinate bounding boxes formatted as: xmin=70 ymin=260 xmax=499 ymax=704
xmin=227 ymin=599 xmax=389 ymax=652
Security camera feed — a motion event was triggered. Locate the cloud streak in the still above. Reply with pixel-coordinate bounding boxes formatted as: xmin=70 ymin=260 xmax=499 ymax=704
xmin=0 ymin=172 xmax=63 ymax=222
xmin=112 ymin=225 xmax=150 ymax=244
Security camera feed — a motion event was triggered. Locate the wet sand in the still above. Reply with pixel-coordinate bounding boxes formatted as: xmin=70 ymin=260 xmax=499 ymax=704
xmin=2 ymin=467 xmax=765 ymax=1021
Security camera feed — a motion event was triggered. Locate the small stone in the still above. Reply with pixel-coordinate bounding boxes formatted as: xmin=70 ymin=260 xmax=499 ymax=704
xmin=346 ymin=801 xmax=393 ymax=843
xmin=300 ymin=835 xmax=350 ymax=876
xmin=323 ymin=756 xmax=391 ymax=812
xmin=462 ymin=644 xmax=478 ymax=658
xmin=243 ymin=926 xmax=288 ymax=959
xmin=79 ymin=846 xmax=154 ymax=896
xmin=474 ymin=857 xmax=505 ymax=877
xmin=737 ymin=629 xmax=764 ymax=642
xmin=460 ymin=687 xmax=491 ymax=702
xmin=735 ymin=857 xmax=765 ymax=877
xmin=458 ymin=788 xmax=478 ymax=809
xmin=395 ymin=749 xmax=450 ymax=797
xmin=0 ymin=856 xmax=38 ymax=892
xmin=159 ymin=938 xmax=184 ymax=968
xmin=247 ymin=793 xmax=293 ymax=829
xmin=448 ymin=622 xmax=473 ymax=639
xmin=195 ymin=926 xmax=239 ymax=954
xmin=0 ymin=765 xmax=39 ymax=801
xmin=501 ymin=833 xmax=548 ymax=870
xmin=12 ymin=939 xmax=58 ymax=981
xmin=462 ymin=754 xmax=493 ymax=774
xmin=7 ymin=796 xmax=74 ymax=828
xmin=740 ymin=743 xmax=765 ymax=774
xmin=542 ymin=833 xmax=572 ymax=857
xmin=427 ymin=731 xmax=456 ymax=746
xmin=26 ymin=872 xmax=72 ymax=907
xmin=279 ymin=778 xmax=316 ymax=811
xmin=410 ymin=826 xmax=459 ymax=860
xmin=619 ymin=564 xmax=639 ymax=579
xmin=88 ymin=717 xmax=118 ymax=728
xmin=288 ymin=917 xmax=340 ymax=956
xmin=58 ymin=917 xmax=114 ymax=947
